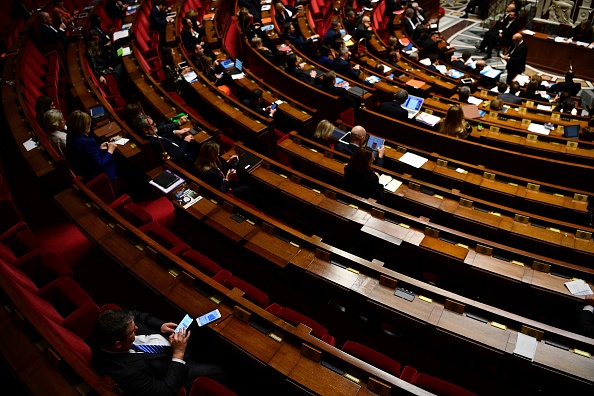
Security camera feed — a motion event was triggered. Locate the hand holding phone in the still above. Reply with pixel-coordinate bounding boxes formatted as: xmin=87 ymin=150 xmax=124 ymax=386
xmin=175 ymin=314 xmax=194 ymax=333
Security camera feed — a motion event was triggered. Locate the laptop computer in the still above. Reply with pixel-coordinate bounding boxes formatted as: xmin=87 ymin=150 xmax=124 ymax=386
xmin=402 ymin=95 xmax=425 ymax=119
xmin=89 ymin=106 xmax=109 ymax=121
xmin=563 ymin=124 xmax=580 ymax=138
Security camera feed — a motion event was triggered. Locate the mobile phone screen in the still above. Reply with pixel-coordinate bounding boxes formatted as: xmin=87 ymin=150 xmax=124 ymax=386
xmin=196 ymin=309 xmax=221 ymax=327
xmin=175 ymin=314 xmax=193 ymax=333
xmin=271 ymin=103 xmax=278 ymax=110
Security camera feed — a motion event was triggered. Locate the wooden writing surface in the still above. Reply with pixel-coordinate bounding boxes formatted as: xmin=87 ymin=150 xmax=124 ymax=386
xmin=368 ymin=283 xmax=435 ymax=324
xmin=129 ymin=255 xmax=178 ymax=292
xmin=216 ymin=316 xmax=282 ymax=364
xmin=533 ymin=341 xmax=594 ymax=383
xmin=278 ymin=179 xmax=325 ymax=206
xmin=574 ymin=238 xmax=594 ymax=255
xmin=510 ymin=222 xmax=563 ymax=246
xmin=403 ymin=188 xmax=443 ymax=209
xmin=181 ymin=196 xmax=218 ymax=220
xmin=363 ymin=216 xmax=413 ymax=243
xmin=523 ymin=189 xmax=567 ymax=208
xmin=453 ymin=205 xmax=503 ymax=229
xmin=306 ymin=258 xmax=361 ymax=290
xmin=290 ymin=249 xmax=316 ymax=269
xmin=437 ymin=310 xmax=510 ymax=352
xmin=99 ymin=232 xmax=145 ymax=267
xmin=244 ymin=230 xmax=301 ymax=268
xmin=251 ymin=166 xmax=287 ymax=188
xmin=432 ymin=165 xmax=469 ymax=182
xmin=419 ymin=236 xmax=469 ymax=261
xmin=204 ymin=207 xmax=255 ymax=242
xmin=479 ymin=178 xmax=519 ymax=196
xmin=317 ymin=198 xmax=371 ymax=224
xmin=529 ymin=270 xmax=576 ymax=298
xmin=469 ymin=253 xmax=526 ymax=283
xmin=162 ymin=280 xmax=218 ymax=316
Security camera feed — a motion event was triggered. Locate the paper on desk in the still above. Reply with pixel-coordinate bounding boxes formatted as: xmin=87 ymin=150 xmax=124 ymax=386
xmin=416 ymin=112 xmax=441 ymax=127
xmin=527 ymin=123 xmax=550 ymax=135
xmin=554 ymin=36 xmax=569 ymax=43
xmin=113 ymin=30 xmax=129 ymax=41
xmin=467 ymin=96 xmax=483 ymax=105
xmin=435 ymin=64 xmax=447 ymax=73
xmin=565 ymin=280 xmax=593 ymax=296
xmin=114 ymin=138 xmax=129 ymax=145
xmin=231 ymin=73 xmax=245 ymax=80
xmin=419 ymin=58 xmax=431 ymax=66
xmin=23 ymin=138 xmax=38 ymax=151
xmin=514 ymin=332 xmax=537 ymax=361
xmin=379 ymin=174 xmax=393 ymax=185
xmin=576 ymin=41 xmax=590 ymax=47
xmin=385 ymin=178 xmax=402 ymax=192
xmin=536 ymin=104 xmax=552 ymax=111
xmin=521 ymin=29 xmax=535 ymax=36
xmin=398 ymin=152 xmax=428 ymax=168
xmin=382 ymin=64 xmax=391 ymax=73
xmin=117 ymin=47 xmax=131 ymax=56
xmin=261 ymin=5 xmax=270 ymax=10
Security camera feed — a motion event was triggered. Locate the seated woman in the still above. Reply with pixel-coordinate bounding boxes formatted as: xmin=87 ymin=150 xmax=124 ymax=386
xmin=194 ymin=141 xmax=250 ymax=199
xmin=520 ymin=79 xmax=546 ymax=101
xmin=251 ymin=36 xmax=276 ymax=64
xmin=66 ymin=110 xmax=118 ymax=181
xmin=53 ymin=0 xmax=77 ymax=27
xmin=275 ymin=2 xmax=301 ymax=28
xmin=440 ymin=105 xmax=472 ymax=138
xmin=43 ymin=109 xmax=67 ymax=157
xmin=87 ymin=30 xmax=123 ymax=84
xmin=198 ymin=55 xmax=231 ymax=89
xmin=161 ymin=46 xmax=192 ymax=95
xmin=35 ymin=95 xmax=55 ymax=127
xmin=343 ymin=147 xmax=383 ymax=201
xmin=313 ymin=119 xmax=335 ymax=148
xmin=489 ymin=97 xmax=504 ymax=111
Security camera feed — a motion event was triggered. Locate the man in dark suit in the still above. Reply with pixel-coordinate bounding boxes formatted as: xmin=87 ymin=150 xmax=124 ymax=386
xmin=332 ymin=46 xmax=361 ymax=80
xmin=377 ymin=89 xmax=409 ymax=121
xmin=37 ymin=12 xmax=67 ymax=46
xmin=497 ymin=81 xmax=522 ymax=104
xmin=318 ymin=71 xmax=356 ymax=111
xmin=403 ymin=8 xmax=418 ymax=39
xmin=451 ymin=51 xmax=471 ymax=71
xmin=150 ymin=0 xmax=172 ymax=45
xmin=336 ymin=125 xmax=367 ymax=156
xmin=502 ymin=33 xmax=526 ymax=84
xmin=548 ymin=70 xmax=581 ymax=96
xmin=93 ymin=309 xmax=225 ymax=395
xmin=342 ymin=10 xmax=357 ymax=36
xmin=421 ymin=32 xmax=446 ymax=59
xmin=578 ymin=294 xmax=594 ymax=337
xmin=355 ymin=16 xmax=373 ymax=42
xmin=323 ymin=20 xmax=344 ymax=50
xmin=241 ymin=88 xmax=277 ymax=118
xmin=286 ymin=53 xmax=317 ymax=85
xmin=476 ymin=8 xmax=518 ymax=59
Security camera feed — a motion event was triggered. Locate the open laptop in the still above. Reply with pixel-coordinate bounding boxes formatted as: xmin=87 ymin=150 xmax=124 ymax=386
xmin=563 ymin=124 xmax=580 ymax=138
xmin=402 ymin=95 xmax=425 ymax=119
xmin=89 ymin=106 xmax=109 ymax=121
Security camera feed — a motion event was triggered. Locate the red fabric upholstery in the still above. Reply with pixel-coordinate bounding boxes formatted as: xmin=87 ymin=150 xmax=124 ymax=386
xmin=274 ymin=307 xmax=334 ymax=345
xmin=400 ymin=366 xmax=418 ymax=383
xmin=413 ymin=373 xmax=477 ymax=396
xmin=212 ymin=269 xmax=232 ymax=283
xmin=110 ymin=194 xmax=133 ymax=215
xmin=340 ymin=107 xmax=355 ymax=126
xmin=265 ymin=303 xmax=282 ymax=315
xmin=86 ymin=173 xmax=116 ymax=204
xmin=123 ymin=203 xmax=154 ymax=227
xmin=222 ymin=276 xmax=269 ymax=308
xmin=342 ymin=341 xmax=401 ymax=377
xmin=224 ymin=16 xmax=239 ymax=60
xmin=0 ymin=258 xmax=39 ymax=293
xmin=0 ymin=198 xmax=25 ymax=241
xmin=44 ymin=317 xmax=93 ymax=367
xmin=140 ymin=222 xmax=186 ymax=251
xmin=189 ymin=377 xmax=237 ymax=396
xmin=182 ymin=250 xmax=223 ymax=277
xmin=14 ymin=252 xmax=73 ymax=288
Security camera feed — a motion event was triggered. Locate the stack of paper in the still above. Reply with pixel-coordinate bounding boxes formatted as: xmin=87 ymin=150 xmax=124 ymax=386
xmin=261 ymin=5 xmax=270 ymax=10
xmin=467 ymin=96 xmax=483 ymax=105
xmin=183 ymin=71 xmax=198 ymax=83
xmin=565 ymin=280 xmax=593 ymax=296
xmin=416 ymin=112 xmax=441 ymax=127
xmin=379 ymin=175 xmax=403 ymax=192
xmin=113 ymin=30 xmax=129 ymax=41
xmin=521 ymin=29 xmax=535 ymax=35
xmin=513 ymin=333 xmax=537 ymax=361
xmin=527 ymin=123 xmax=549 ymax=135
xmin=398 ymin=152 xmax=428 ymax=168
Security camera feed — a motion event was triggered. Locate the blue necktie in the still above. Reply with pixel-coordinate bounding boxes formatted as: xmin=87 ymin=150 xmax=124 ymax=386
xmin=133 ymin=344 xmax=171 ymax=354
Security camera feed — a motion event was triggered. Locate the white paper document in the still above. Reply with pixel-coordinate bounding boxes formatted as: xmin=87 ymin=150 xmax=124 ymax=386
xmin=514 ymin=333 xmax=537 ymax=361
xmin=536 ymin=104 xmax=552 ymax=111
xmin=231 ymin=73 xmax=245 ymax=80
xmin=565 ymin=280 xmax=593 ymax=296
xmin=23 ymin=138 xmax=38 ymax=151
xmin=261 ymin=5 xmax=270 ymax=10
xmin=521 ymin=29 xmax=535 ymax=35
xmin=527 ymin=123 xmax=550 ymax=135
xmin=113 ymin=30 xmax=129 ymax=41
xmin=149 ymin=177 xmax=185 ymax=194
xmin=467 ymin=96 xmax=483 ymax=105
xmin=114 ymin=138 xmax=129 ymax=146
xmin=398 ymin=152 xmax=428 ymax=168
xmin=416 ymin=112 xmax=441 ymax=127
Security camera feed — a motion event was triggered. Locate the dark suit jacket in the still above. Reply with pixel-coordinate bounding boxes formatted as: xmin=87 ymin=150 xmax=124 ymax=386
xmin=145 ymin=123 xmax=196 ymax=165
xmin=548 ymin=81 xmax=581 ymax=96
xmin=377 ymin=101 xmax=409 ymax=121
xmin=450 ymin=59 xmax=468 ymax=71
xmin=578 ymin=308 xmax=594 ymax=338
xmin=93 ymin=311 xmax=187 ymax=396
xmin=323 ymin=29 xmax=342 ymax=50
xmin=520 ymin=90 xmax=546 ymax=101
xmin=421 ymin=38 xmax=440 ymax=58
xmin=332 ymin=57 xmax=360 ymax=80
xmin=384 ymin=0 xmax=401 ymax=16
xmin=38 ymin=23 xmax=66 ymax=46
xmin=354 ymin=24 xmax=372 ymax=42
xmin=343 ymin=18 xmax=356 ymax=36
xmin=241 ymin=99 xmax=270 ymax=118
xmin=426 ymin=64 xmax=440 ymax=74
xmin=198 ymin=167 xmax=231 ymax=193
xmin=403 ymin=17 xmax=416 ymax=38
xmin=149 ymin=5 xmax=167 ymax=32
xmin=286 ymin=65 xmax=315 ymax=85
xmin=181 ymin=29 xmax=200 ymax=53
xmin=505 ymin=41 xmax=527 ymax=77
xmin=344 ymin=166 xmax=383 ymax=201
xmin=67 ymin=134 xmax=117 ymax=181
xmin=498 ymin=92 xmax=522 ymax=105
xmin=320 ymin=84 xmax=355 ymax=110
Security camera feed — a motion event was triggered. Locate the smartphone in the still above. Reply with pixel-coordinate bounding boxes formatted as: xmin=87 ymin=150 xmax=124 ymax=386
xmin=175 ymin=314 xmax=193 ymax=333
xmin=196 ymin=309 xmax=221 ymax=327
xmin=271 ymin=103 xmax=278 ymax=110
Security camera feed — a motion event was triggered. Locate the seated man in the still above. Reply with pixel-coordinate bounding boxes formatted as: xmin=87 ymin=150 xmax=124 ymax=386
xmin=37 ymin=11 xmax=67 ymax=47
xmin=336 ymin=125 xmax=366 ymax=156
xmin=412 ymin=19 xmax=431 ymax=45
xmin=342 ymin=10 xmax=357 ymax=37
xmin=497 ymin=81 xmax=522 ymax=105
xmin=425 ymin=54 xmax=441 ymax=74
xmin=451 ymin=50 xmax=471 ymax=71
xmin=402 ymin=8 xmax=418 ymax=39
xmin=578 ymin=294 xmax=594 ymax=337
xmin=318 ymin=71 xmax=355 ymax=111
xmin=133 ymin=114 xmax=197 ymax=165
xmin=354 ymin=16 xmax=373 ymax=42
xmin=548 ymin=70 xmax=581 ymax=97
xmin=553 ymin=98 xmax=576 ymax=114
xmin=332 ymin=46 xmax=361 ymax=81
xmin=459 ymin=86 xmax=471 ymax=103
xmin=421 ymin=32 xmax=447 ymax=60
xmin=284 ymin=23 xmax=319 ymax=51
xmin=93 ymin=309 xmax=225 ymax=395
xmin=286 ymin=53 xmax=317 ymax=85
xmin=323 ymin=20 xmax=344 ymax=50
xmin=377 ymin=89 xmax=409 ymax=121
xmin=476 ymin=8 xmax=518 ymax=59
xmin=241 ymin=88 xmax=277 ymax=118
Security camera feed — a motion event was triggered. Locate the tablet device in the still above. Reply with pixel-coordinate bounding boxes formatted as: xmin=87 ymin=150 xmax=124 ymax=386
xmin=563 ymin=124 xmax=580 ymax=138
xmin=175 ymin=314 xmax=193 ymax=333
xmin=178 ymin=61 xmax=188 ymax=69
xmin=271 ymin=103 xmax=278 ymax=110
xmin=366 ymin=135 xmax=384 ymax=150
xmin=196 ymin=309 xmax=221 ymax=327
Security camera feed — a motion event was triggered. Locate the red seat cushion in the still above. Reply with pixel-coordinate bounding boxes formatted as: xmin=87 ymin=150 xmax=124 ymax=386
xmin=342 ymin=341 xmax=401 ymax=377
xmin=222 ymin=276 xmax=269 ymax=308
xmin=413 ymin=373 xmax=477 ymax=396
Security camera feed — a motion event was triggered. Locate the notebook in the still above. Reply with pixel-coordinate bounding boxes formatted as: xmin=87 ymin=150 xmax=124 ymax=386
xmin=90 ymin=106 xmax=108 ymax=121
xmin=236 ymin=151 xmax=263 ymax=172
xmin=402 ymin=95 xmax=424 ymax=119
xmin=153 ymin=171 xmax=180 ymax=189
xmin=563 ymin=124 xmax=580 ymax=138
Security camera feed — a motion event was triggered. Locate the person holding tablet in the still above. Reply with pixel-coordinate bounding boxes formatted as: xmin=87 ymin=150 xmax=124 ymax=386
xmin=344 ymin=147 xmax=384 ymax=201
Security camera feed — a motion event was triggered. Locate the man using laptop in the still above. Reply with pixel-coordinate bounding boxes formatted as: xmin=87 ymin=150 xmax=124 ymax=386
xmin=336 ymin=126 xmax=384 ymax=166
xmin=377 ymin=90 xmax=409 ymax=121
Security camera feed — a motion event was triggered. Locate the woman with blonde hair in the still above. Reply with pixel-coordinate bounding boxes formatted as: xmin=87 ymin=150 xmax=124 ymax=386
xmin=43 ymin=109 xmax=67 ymax=157
xmin=489 ymin=98 xmax=504 ymax=111
xmin=440 ymin=105 xmax=472 ymax=138
xmin=313 ymin=119 xmax=335 ymax=148
xmin=67 ymin=110 xmax=118 ymax=181
xmin=195 ymin=141 xmax=250 ymax=198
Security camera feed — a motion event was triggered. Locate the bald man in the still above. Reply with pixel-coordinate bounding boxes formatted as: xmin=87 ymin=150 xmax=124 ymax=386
xmin=503 ymin=33 xmax=527 ymax=84
xmin=355 ymin=16 xmax=373 ymax=42
xmin=337 ymin=125 xmax=385 ymax=165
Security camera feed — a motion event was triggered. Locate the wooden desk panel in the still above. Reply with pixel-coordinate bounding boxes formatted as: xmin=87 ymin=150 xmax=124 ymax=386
xmin=99 ymin=232 xmax=146 ymax=267
xmin=278 ymin=179 xmax=325 ymax=206
xmin=306 ymin=258 xmax=361 ymax=290
xmin=403 ymin=189 xmax=443 ymax=209
xmin=419 ymin=236 xmax=469 ymax=261
xmin=317 ymin=198 xmax=371 ymax=225
xmin=204 ymin=207 xmax=256 ymax=242
xmin=368 ymin=284 xmax=435 ymax=324
xmin=469 ymin=254 xmax=526 ymax=283
xmin=216 ymin=316 xmax=283 ymax=364
xmin=510 ymin=222 xmax=563 ymax=246
xmin=161 ymin=280 xmax=220 ymax=317
xmin=453 ymin=206 xmax=503 ymax=229
xmin=363 ymin=216 xmax=413 ymax=244
xmin=479 ymin=178 xmax=519 ymax=196
xmin=128 ymin=255 xmax=178 ymax=292
xmin=437 ymin=310 xmax=510 ymax=352
xmin=533 ymin=341 xmax=594 ymax=383
xmin=244 ymin=230 xmax=301 ymax=268
xmin=530 ymin=270 xmax=580 ymax=298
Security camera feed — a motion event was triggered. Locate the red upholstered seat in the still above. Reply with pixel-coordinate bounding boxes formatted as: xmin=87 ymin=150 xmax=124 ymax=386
xmin=0 ymin=198 xmax=26 ymax=241
xmin=222 ymin=276 xmax=269 ymax=308
xmin=123 ymin=203 xmax=154 ymax=227
xmin=212 ymin=269 xmax=232 ymax=283
xmin=341 ymin=341 xmax=401 ymax=377
xmin=86 ymin=173 xmax=117 ymax=204
xmin=13 ymin=251 xmax=73 ymax=289
xmin=189 ymin=377 xmax=237 ymax=396
xmin=412 ymin=373 xmax=477 ymax=396
xmin=182 ymin=249 xmax=223 ymax=277
xmin=266 ymin=304 xmax=335 ymax=346
xmin=43 ymin=316 xmax=93 ymax=367
xmin=399 ymin=365 xmax=417 ymax=382
xmin=139 ymin=222 xmax=189 ymax=254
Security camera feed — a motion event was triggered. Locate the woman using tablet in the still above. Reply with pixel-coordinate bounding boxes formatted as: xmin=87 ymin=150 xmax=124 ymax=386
xmin=343 ymin=147 xmax=383 ymax=201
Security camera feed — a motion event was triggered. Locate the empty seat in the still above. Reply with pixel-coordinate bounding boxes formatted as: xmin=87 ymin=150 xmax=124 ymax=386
xmin=221 ymin=276 xmax=269 ymax=308
xmin=400 ymin=367 xmax=477 ymax=396
xmin=139 ymin=222 xmax=190 ymax=255
xmin=189 ymin=377 xmax=237 ymax=396
xmin=123 ymin=203 xmax=154 ymax=227
xmin=341 ymin=341 xmax=401 ymax=377
xmin=266 ymin=304 xmax=335 ymax=346
xmin=182 ymin=249 xmax=223 ymax=277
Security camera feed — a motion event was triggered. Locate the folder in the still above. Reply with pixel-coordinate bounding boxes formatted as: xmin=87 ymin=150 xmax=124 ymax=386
xmin=462 ymin=104 xmax=480 ymax=119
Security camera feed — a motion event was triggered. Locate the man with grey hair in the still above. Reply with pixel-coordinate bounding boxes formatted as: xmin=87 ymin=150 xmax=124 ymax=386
xmin=355 ymin=16 xmax=372 ymax=42
xmin=378 ymin=89 xmax=409 ymax=121
xmin=332 ymin=46 xmax=361 ymax=80
xmin=403 ymin=7 xmax=418 ymax=37
xmin=459 ymin=86 xmax=471 ymax=103
xmin=133 ymin=114 xmax=197 ymax=164
xmin=37 ymin=11 xmax=67 ymax=46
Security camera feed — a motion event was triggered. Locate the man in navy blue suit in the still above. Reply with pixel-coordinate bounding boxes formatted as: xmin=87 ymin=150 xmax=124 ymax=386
xmin=377 ymin=89 xmax=409 ymax=121
xmin=332 ymin=46 xmax=361 ymax=80
xmin=150 ymin=0 xmax=172 ymax=44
